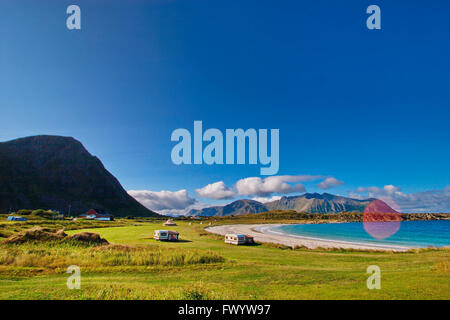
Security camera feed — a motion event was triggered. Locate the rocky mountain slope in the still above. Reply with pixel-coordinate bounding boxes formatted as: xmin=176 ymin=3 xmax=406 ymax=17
xmin=264 ymin=193 xmax=376 ymax=213
xmin=188 ymin=199 xmax=267 ymax=217
xmin=0 ymin=135 xmax=159 ymax=217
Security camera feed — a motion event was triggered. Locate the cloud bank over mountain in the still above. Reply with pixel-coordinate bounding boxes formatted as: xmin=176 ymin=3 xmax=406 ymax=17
xmin=128 ymin=176 xmax=450 ymax=215
xmin=128 ymin=174 xmax=346 ymax=215
xmin=251 ymin=196 xmax=282 ymax=203
xmin=195 ymin=181 xmax=235 ymax=200
xmin=194 ymin=175 xmax=339 ymax=199
xmin=127 ymin=189 xmax=196 ymax=211
xmin=350 ymin=185 xmax=450 ymax=213
xmin=318 ymin=177 xmax=344 ymax=190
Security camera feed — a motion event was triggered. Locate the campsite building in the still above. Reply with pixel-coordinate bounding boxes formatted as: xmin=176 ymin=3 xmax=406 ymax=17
xmin=7 ymin=216 xmax=27 ymax=221
xmin=163 ymin=218 xmax=177 ymax=226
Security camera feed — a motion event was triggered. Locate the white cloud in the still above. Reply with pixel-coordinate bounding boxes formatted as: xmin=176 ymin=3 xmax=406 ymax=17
xmin=195 ymin=181 xmax=235 ymax=200
xmin=158 ymin=202 xmax=213 ymax=216
xmin=351 ymin=185 xmax=450 ymax=213
xmin=128 ymin=189 xmax=196 ymax=211
xmin=348 ymin=192 xmax=364 ymax=200
xmin=317 ymin=177 xmax=344 ymax=190
xmin=355 ymin=185 xmax=404 ymax=201
xmin=251 ymin=196 xmax=282 ymax=203
xmin=289 ymin=175 xmax=325 ymax=182
xmin=235 ymin=175 xmax=309 ymax=196
xmin=195 ymin=175 xmax=330 ymax=198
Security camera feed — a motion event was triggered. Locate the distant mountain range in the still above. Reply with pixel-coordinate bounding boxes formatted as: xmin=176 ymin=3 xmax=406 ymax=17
xmin=0 ymin=135 xmax=159 ymax=217
xmin=188 ymin=193 xmax=398 ymax=216
xmin=188 ymin=199 xmax=268 ymax=217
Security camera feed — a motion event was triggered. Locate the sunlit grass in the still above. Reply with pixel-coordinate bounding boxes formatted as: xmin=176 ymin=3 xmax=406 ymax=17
xmin=0 ymin=218 xmax=448 ymax=299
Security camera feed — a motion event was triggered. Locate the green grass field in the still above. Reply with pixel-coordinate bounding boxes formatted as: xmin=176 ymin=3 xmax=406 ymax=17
xmin=0 ymin=218 xmax=449 ymax=300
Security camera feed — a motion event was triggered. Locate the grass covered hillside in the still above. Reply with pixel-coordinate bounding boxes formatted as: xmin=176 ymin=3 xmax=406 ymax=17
xmin=0 ymin=215 xmax=448 ymax=300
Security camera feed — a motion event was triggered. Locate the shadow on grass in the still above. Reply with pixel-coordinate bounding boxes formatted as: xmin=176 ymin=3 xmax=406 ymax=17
xmin=140 ymin=237 xmax=193 ymax=243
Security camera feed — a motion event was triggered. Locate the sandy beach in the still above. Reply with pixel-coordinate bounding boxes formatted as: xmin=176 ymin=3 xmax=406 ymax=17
xmin=206 ymin=224 xmax=411 ymax=252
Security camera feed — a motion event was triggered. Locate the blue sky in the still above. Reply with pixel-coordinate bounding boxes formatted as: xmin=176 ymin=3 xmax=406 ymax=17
xmin=1 ymin=0 xmax=449 ymax=213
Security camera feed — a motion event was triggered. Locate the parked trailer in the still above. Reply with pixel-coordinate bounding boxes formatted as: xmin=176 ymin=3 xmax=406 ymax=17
xmin=244 ymin=235 xmax=255 ymax=244
xmin=224 ymin=234 xmax=247 ymax=245
xmin=225 ymin=234 xmax=255 ymax=245
xmin=153 ymin=230 xmax=179 ymax=241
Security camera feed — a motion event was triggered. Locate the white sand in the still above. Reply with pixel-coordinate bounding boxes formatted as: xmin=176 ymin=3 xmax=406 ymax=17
xmin=206 ymin=224 xmax=411 ymax=252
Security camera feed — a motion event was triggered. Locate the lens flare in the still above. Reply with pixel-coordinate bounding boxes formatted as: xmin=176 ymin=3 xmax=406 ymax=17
xmin=363 ymin=199 xmax=402 ymax=239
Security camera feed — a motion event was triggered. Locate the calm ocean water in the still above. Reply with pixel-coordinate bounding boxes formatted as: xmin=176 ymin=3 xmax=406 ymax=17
xmin=270 ymin=220 xmax=450 ymax=248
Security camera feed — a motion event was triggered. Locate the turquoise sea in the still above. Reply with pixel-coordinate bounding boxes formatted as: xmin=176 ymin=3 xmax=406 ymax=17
xmin=269 ymin=220 xmax=450 ymax=248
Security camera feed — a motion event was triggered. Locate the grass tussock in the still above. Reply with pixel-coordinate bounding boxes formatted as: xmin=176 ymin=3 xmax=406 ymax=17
xmin=433 ymin=261 xmax=449 ymax=273
xmin=0 ymin=241 xmax=224 ymax=269
xmin=0 ymin=215 xmax=136 ymax=239
xmin=89 ymin=244 xmax=225 ymax=267
xmin=406 ymin=246 xmax=450 ymax=254
xmin=262 ymin=243 xmax=397 ymax=254
xmin=262 ymin=242 xmax=291 ymax=250
xmin=0 ymin=230 xmax=11 ymax=238
xmin=52 ymin=282 xmax=231 ymax=300
xmin=181 ymin=283 xmax=211 ymax=300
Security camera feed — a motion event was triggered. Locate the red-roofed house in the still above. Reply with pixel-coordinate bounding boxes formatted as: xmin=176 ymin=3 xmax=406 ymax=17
xmin=79 ymin=209 xmax=114 ymax=221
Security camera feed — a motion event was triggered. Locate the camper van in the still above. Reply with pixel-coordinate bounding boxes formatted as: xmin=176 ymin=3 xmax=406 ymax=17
xmin=153 ymin=230 xmax=179 ymax=241
xmin=225 ymin=234 xmax=247 ymax=245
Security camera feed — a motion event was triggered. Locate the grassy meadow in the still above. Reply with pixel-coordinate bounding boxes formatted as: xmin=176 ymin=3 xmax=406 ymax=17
xmin=0 ymin=215 xmax=449 ymax=300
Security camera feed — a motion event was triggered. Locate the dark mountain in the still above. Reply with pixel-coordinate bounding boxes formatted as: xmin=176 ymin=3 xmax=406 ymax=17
xmin=188 ymin=206 xmax=223 ymax=217
xmin=0 ymin=135 xmax=160 ymax=217
xmin=188 ymin=199 xmax=268 ymax=217
xmin=188 ymin=193 xmax=398 ymax=216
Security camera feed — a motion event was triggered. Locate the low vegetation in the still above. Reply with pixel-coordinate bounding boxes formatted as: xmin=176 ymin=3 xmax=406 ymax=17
xmin=0 ymin=241 xmax=224 ymax=271
xmin=0 ymin=214 xmax=141 ymax=239
xmin=204 ymin=210 xmax=450 ymax=225
xmin=0 ymin=214 xmax=448 ymax=300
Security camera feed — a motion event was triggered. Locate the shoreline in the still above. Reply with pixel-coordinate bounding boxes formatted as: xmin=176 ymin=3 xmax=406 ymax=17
xmin=206 ymin=223 xmax=412 ymax=252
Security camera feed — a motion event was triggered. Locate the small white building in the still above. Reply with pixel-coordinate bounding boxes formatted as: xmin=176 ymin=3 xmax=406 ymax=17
xmin=163 ymin=218 xmax=177 ymax=226
xmin=7 ymin=216 xmax=27 ymax=221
